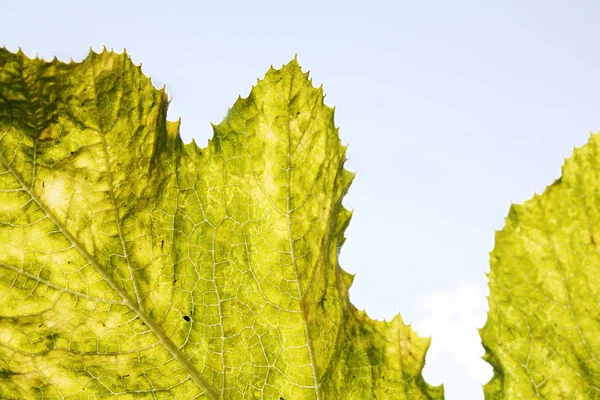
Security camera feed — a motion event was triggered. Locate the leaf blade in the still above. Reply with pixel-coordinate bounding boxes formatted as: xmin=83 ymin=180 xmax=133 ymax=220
xmin=482 ymin=133 xmax=600 ymax=399
xmin=0 ymin=48 xmax=441 ymax=399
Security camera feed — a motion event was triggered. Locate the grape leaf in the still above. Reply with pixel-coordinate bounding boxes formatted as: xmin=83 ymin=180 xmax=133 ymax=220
xmin=0 ymin=48 xmax=442 ymax=399
xmin=482 ymin=133 xmax=600 ymax=399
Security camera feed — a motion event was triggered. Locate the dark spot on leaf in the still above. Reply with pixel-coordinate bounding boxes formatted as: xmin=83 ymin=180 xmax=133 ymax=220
xmin=318 ymin=296 xmax=327 ymax=307
xmin=183 ymin=316 xmax=190 ymax=322
xmin=173 ymin=279 xmax=177 ymax=283
xmin=70 ymin=151 xmax=74 ymax=155
xmin=0 ymin=368 xmax=16 ymax=379
xmin=44 ymin=333 xmax=60 ymax=349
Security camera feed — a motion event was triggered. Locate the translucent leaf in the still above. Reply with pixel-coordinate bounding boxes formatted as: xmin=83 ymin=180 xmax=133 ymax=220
xmin=0 ymin=48 xmax=442 ymax=399
xmin=482 ymin=133 xmax=600 ymax=399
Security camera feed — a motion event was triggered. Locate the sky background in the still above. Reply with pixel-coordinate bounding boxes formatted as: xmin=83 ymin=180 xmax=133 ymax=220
xmin=4 ymin=1 xmax=600 ymax=398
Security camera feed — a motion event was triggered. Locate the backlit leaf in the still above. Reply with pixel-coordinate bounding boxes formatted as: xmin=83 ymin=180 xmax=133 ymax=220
xmin=482 ymin=133 xmax=600 ymax=399
xmin=0 ymin=48 xmax=442 ymax=399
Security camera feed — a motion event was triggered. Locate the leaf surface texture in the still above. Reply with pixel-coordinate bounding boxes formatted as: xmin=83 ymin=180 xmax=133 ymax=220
xmin=482 ymin=134 xmax=600 ymax=399
xmin=0 ymin=49 xmax=442 ymax=399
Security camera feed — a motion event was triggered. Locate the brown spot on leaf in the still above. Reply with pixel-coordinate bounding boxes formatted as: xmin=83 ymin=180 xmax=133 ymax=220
xmin=39 ymin=125 xmax=59 ymax=141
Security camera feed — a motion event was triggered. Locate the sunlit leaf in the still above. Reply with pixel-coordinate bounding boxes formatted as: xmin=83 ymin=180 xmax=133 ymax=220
xmin=0 ymin=48 xmax=442 ymax=399
xmin=482 ymin=133 xmax=600 ymax=399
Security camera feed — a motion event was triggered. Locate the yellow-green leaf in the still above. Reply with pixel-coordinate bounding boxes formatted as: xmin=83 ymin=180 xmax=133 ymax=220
xmin=482 ymin=133 xmax=600 ymax=399
xmin=0 ymin=48 xmax=442 ymax=399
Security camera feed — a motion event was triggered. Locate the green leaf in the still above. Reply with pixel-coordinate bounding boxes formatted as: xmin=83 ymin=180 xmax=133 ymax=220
xmin=0 ymin=48 xmax=442 ymax=399
xmin=482 ymin=134 xmax=600 ymax=399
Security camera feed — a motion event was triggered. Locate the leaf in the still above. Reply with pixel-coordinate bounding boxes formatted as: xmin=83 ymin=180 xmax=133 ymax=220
xmin=0 ymin=48 xmax=442 ymax=399
xmin=481 ymin=134 xmax=600 ymax=399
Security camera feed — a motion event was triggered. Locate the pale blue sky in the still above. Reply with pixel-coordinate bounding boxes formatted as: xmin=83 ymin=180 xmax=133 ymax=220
xmin=4 ymin=1 xmax=600 ymax=398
